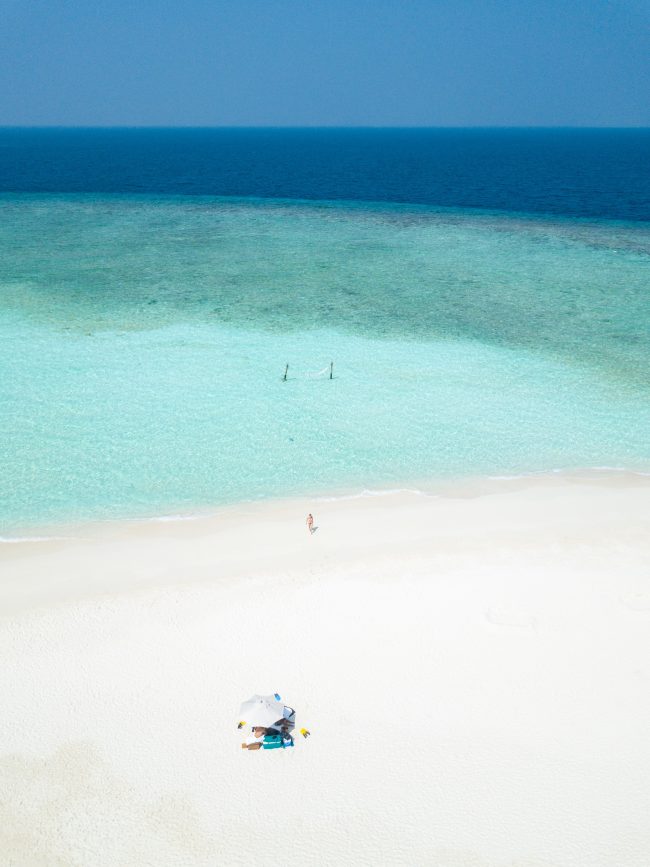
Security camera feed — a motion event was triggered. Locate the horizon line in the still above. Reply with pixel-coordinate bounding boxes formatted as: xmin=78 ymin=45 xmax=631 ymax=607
xmin=1 ymin=124 xmax=649 ymax=131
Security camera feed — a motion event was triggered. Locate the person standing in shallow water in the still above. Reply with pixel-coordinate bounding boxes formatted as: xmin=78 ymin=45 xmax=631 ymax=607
xmin=306 ymin=513 xmax=314 ymax=534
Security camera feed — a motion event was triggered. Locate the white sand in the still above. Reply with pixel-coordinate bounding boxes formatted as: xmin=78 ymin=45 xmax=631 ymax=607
xmin=1 ymin=473 xmax=649 ymax=866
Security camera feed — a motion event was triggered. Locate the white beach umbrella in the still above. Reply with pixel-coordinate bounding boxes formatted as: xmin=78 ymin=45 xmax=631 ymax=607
xmin=239 ymin=694 xmax=286 ymax=728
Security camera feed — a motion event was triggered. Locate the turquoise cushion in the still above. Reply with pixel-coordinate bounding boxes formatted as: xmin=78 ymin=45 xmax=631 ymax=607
xmin=262 ymin=734 xmax=294 ymax=750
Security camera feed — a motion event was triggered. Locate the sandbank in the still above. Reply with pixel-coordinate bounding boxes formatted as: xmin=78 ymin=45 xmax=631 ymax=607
xmin=1 ymin=472 xmax=649 ymax=866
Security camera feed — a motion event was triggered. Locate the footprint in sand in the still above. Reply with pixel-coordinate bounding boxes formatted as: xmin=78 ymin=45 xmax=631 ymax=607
xmin=619 ymin=592 xmax=650 ymax=612
xmin=485 ymin=607 xmax=537 ymax=629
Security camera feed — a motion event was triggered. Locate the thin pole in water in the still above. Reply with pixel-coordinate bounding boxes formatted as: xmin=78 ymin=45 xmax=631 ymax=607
xmin=283 ymin=363 xmax=289 ymax=382
xmin=329 ymin=362 xmax=334 ymax=380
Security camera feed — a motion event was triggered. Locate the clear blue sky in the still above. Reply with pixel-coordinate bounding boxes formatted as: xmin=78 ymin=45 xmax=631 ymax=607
xmin=1 ymin=0 xmax=648 ymax=126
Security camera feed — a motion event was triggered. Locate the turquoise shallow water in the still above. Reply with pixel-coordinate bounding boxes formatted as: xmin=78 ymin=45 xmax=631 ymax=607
xmin=1 ymin=195 xmax=649 ymax=530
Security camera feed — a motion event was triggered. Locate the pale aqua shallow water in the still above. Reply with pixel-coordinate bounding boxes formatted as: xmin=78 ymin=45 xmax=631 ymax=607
xmin=1 ymin=195 xmax=649 ymax=530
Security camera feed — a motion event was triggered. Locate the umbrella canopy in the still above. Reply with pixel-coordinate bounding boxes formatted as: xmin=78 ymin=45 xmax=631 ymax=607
xmin=239 ymin=694 xmax=287 ymax=728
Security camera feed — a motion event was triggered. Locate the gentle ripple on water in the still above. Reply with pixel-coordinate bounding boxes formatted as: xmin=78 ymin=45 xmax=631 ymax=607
xmin=1 ymin=195 xmax=649 ymax=529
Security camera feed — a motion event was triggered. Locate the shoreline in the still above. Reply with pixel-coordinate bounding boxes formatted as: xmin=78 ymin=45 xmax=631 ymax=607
xmin=2 ymin=467 xmax=650 ymax=617
xmin=2 ymin=463 xmax=650 ymax=546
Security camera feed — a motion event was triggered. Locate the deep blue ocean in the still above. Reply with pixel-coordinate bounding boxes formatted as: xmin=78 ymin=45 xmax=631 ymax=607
xmin=1 ymin=129 xmax=649 ymax=530
xmin=1 ymin=128 xmax=649 ymax=220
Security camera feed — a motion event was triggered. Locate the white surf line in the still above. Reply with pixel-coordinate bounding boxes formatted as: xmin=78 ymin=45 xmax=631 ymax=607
xmin=0 ymin=535 xmax=77 ymax=544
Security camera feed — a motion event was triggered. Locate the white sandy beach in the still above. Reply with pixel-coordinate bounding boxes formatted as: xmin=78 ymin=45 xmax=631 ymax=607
xmin=1 ymin=473 xmax=650 ymax=866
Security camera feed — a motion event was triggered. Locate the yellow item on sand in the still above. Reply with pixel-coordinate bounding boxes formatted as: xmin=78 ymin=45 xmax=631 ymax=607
xmin=237 ymin=721 xmax=246 ymax=729
xmin=300 ymin=728 xmax=310 ymax=738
